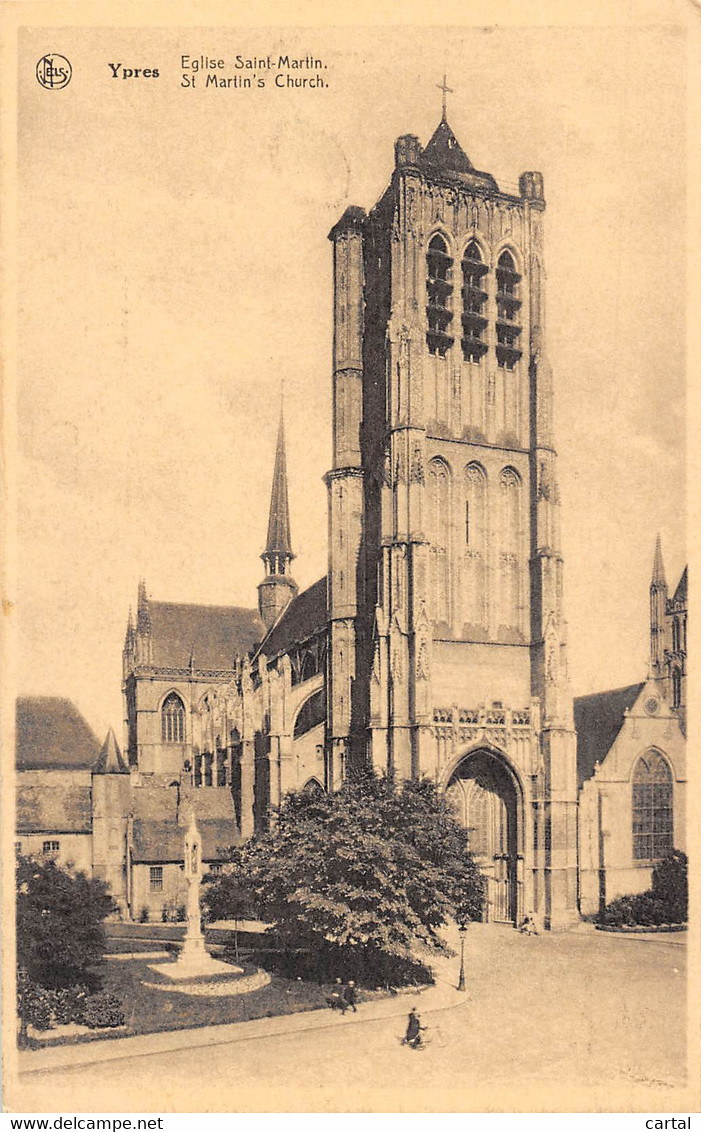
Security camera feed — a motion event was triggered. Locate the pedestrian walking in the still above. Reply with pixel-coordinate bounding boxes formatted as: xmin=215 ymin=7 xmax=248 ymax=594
xmin=342 ymin=980 xmax=358 ymax=1012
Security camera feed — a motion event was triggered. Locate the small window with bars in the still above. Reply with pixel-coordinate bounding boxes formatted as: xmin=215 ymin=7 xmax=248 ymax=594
xmin=150 ymin=866 xmax=164 ymax=892
xmin=42 ymin=840 xmax=60 ymax=855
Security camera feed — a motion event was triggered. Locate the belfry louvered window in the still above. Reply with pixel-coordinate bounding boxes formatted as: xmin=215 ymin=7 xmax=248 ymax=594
xmin=496 ymin=250 xmax=522 ymax=370
xmin=461 ymin=241 xmax=488 ymax=362
xmin=426 ymin=235 xmax=454 ymax=356
xmin=632 ymin=752 xmax=673 ymax=860
xmin=162 ymin=692 xmax=185 ymax=743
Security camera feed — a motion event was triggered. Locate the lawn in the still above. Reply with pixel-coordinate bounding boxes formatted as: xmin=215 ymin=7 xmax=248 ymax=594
xmin=29 ymin=952 xmax=338 ymax=1048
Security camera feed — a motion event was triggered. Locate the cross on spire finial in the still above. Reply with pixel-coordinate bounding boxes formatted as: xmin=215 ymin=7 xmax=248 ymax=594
xmin=437 ymin=74 xmax=453 ymax=121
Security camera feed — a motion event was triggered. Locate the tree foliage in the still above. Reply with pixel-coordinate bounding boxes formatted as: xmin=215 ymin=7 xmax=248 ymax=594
xmin=204 ymin=773 xmax=484 ymax=983
xmin=16 ymin=856 xmax=115 ymax=989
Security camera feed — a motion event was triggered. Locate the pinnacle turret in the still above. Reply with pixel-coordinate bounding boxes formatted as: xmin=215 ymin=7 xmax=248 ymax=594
xmin=124 ymin=606 xmax=135 ymax=652
xmin=93 ymin=727 xmax=128 ymax=774
xmin=650 ymin=535 xmax=669 ymax=677
xmin=136 ymin=578 xmax=152 ymax=635
xmin=651 ymin=534 xmax=667 ymax=589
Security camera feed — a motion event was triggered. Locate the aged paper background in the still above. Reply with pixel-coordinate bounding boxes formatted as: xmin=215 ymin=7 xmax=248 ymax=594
xmin=1 ymin=0 xmax=699 ymax=1114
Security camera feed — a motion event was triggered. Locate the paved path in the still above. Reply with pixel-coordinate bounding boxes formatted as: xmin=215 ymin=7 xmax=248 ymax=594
xmin=7 ymin=923 xmax=692 ymax=1113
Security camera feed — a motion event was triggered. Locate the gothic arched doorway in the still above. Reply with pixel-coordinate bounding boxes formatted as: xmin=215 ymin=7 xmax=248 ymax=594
xmin=447 ymin=750 xmax=521 ymax=925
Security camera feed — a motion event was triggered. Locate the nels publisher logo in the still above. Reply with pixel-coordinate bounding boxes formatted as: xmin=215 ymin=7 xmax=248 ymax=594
xmin=36 ymin=54 xmax=72 ymax=90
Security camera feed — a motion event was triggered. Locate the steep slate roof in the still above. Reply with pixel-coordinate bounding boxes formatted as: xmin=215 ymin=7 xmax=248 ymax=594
xmin=148 ymin=602 xmax=264 ymax=669
xmin=131 ymin=818 xmax=240 ymax=862
xmin=16 ymin=697 xmax=101 ymax=771
xmin=256 ymin=576 xmax=327 ymax=660
xmin=672 ymin=566 xmax=688 ymax=605
xmin=420 ymin=118 xmax=499 ymax=192
xmin=17 ymin=773 xmax=92 ymax=834
xmin=573 ymin=683 xmax=645 ymax=786
xmin=130 ymin=782 xmax=237 ymax=824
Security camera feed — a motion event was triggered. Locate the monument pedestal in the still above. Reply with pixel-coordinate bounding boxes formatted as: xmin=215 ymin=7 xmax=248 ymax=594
xmin=148 ymin=808 xmax=244 ymax=982
xmin=149 ymin=942 xmax=242 ymax=982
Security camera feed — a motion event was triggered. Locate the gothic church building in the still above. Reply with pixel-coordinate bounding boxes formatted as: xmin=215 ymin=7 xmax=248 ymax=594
xmin=119 ymin=111 xmax=580 ymax=930
xmin=16 ymin=110 xmax=685 ymax=928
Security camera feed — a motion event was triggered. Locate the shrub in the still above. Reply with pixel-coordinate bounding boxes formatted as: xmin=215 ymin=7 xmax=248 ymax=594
xmin=601 ymin=852 xmax=688 ymax=927
xmin=21 ymin=984 xmax=58 ymax=1031
xmin=652 ymin=851 xmax=688 ymax=923
xmin=631 ymin=893 xmax=669 ymax=926
xmin=175 ymin=904 xmax=186 ymax=922
xmin=53 ymin=985 xmax=89 ymax=1025
xmin=19 ymin=980 xmax=92 ymax=1031
xmin=138 ymin=905 xmax=150 ymax=923
xmin=161 ymin=905 xmax=169 ymax=923
xmin=82 ymin=993 xmax=125 ymax=1029
xmin=601 ymin=896 xmax=636 ymax=927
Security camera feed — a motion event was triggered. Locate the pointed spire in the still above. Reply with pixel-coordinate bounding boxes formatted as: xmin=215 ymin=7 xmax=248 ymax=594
xmin=651 ymin=535 xmax=667 ymax=589
xmin=136 ymin=578 xmax=152 ymax=635
xmin=264 ymin=405 xmax=294 ymax=562
xmin=94 ymin=727 xmax=128 ymax=774
xmin=258 ymin=401 xmax=298 ymax=630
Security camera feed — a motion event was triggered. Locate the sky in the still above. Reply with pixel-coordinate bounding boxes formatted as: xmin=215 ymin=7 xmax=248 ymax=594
xmin=15 ymin=22 xmax=686 ymax=742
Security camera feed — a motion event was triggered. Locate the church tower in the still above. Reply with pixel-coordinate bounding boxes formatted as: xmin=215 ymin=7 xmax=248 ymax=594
xmin=258 ymin=407 xmax=298 ymax=630
xmin=327 ymin=99 xmax=578 ymax=928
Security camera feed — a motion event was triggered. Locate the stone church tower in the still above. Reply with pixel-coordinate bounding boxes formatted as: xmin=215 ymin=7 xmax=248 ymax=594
xmin=326 ymin=110 xmax=578 ymax=928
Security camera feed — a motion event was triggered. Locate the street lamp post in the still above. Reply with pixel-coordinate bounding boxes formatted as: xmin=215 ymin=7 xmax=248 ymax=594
xmin=457 ymin=923 xmax=467 ymax=992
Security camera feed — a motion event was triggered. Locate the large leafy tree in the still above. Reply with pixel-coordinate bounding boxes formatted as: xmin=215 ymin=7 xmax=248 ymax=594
xmin=16 ymin=856 xmax=115 ymax=989
xmin=204 ymin=773 xmax=484 ymax=984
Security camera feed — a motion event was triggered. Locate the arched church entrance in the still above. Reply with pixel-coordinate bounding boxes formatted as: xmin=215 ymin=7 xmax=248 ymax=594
xmin=446 ymin=749 xmax=521 ymax=925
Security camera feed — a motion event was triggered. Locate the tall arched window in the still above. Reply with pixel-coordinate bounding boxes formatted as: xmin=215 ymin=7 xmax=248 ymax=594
xmin=463 ymin=463 xmax=488 ymax=630
xmin=496 ymin=250 xmax=522 ymax=370
xmin=162 ymin=692 xmax=185 ymax=743
xmin=499 ymin=468 xmax=522 ymax=632
xmin=632 ymin=752 xmax=673 ymax=860
xmin=672 ymin=668 xmax=682 ymax=709
xmin=672 ymin=617 xmax=680 ymax=652
xmin=426 ymin=235 xmax=454 ymax=357
xmin=461 ymin=241 xmax=488 ymax=363
xmin=427 ymin=458 xmax=451 ymax=625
